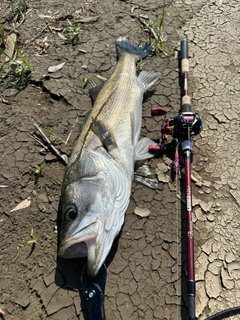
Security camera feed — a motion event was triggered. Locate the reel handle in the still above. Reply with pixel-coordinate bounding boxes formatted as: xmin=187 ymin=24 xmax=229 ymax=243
xmin=151 ymin=107 xmax=166 ymax=117
xmin=148 ymin=145 xmax=164 ymax=153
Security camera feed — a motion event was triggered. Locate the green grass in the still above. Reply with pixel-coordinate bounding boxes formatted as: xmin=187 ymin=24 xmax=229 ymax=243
xmin=83 ymin=74 xmax=95 ymax=87
xmin=136 ymin=59 xmax=145 ymax=70
xmin=14 ymin=45 xmax=31 ymax=72
xmin=27 ymin=228 xmax=37 ymax=244
xmin=35 ymin=162 xmax=45 ymax=175
xmin=7 ymin=0 xmax=28 ymax=21
xmin=8 ymin=0 xmax=28 ymax=12
xmin=151 ymin=2 xmax=167 ymax=54
xmin=44 ymin=123 xmax=65 ymax=144
xmin=0 ymin=44 xmax=32 ymax=91
xmin=27 ymin=236 xmax=37 ymax=244
xmin=64 ymin=24 xmax=80 ymax=43
xmin=69 ymin=24 xmax=79 ymax=41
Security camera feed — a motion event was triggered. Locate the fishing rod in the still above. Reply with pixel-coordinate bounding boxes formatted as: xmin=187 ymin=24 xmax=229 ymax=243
xmin=149 ymin=39 xmax=202 ymax=319
xmin=178 ymin=42 xmax=240 ymax=320
xmin=150 ymin=39 xmax=240 ymax=320
xmin=179 ymin=39 xmax=200 ymax=320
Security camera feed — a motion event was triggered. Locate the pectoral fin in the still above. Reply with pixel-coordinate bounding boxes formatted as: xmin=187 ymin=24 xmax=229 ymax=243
xmin=135 ymin=137 xmax=160 ymax=161
xmin=91 ymin=118 xmax=118 ymax=152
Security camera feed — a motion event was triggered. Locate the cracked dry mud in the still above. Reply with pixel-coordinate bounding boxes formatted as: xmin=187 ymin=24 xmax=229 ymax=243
xmin=0 ymin=0 xmax=239 ymax=319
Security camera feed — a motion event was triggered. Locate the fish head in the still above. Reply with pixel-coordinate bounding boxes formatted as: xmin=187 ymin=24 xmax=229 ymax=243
xmin=58 ymin=174 xmax=116 ymax=277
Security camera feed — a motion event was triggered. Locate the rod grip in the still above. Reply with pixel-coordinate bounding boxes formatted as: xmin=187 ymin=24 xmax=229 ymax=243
xmin=182 ymin=95 xmax=191 ymax=112
xmin=181 ymin=39 xmax=189 ymax=73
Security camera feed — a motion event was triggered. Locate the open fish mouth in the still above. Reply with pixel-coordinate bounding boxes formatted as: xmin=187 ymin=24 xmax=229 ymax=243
xmin=58 ymin=221 xmax=98 ymax=259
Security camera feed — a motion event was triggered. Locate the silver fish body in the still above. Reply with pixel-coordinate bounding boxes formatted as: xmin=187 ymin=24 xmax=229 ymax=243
xmin=58 ymin=37 xmax=160 ymax=277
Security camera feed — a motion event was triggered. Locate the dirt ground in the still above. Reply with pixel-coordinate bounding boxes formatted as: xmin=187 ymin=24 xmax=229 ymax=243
xmin=0 ymin=0 xmax=240 ymax=319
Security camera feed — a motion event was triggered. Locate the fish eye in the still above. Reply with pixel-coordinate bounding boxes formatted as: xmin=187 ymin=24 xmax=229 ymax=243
xmin=64 ymin=207 xmax=77 ymax=221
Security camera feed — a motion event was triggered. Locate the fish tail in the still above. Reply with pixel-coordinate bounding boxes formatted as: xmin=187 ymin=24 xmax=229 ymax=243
xmin=116 ymin=37 xmax=152 ymax=61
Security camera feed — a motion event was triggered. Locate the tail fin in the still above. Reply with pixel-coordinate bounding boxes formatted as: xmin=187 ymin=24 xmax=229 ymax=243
xmin=116 ymin=37 xmax=152 ymax=61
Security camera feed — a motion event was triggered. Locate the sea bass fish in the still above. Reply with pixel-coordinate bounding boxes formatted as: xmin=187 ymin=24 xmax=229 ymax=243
xmin=58 ymin=37 xmax=160 ymax=277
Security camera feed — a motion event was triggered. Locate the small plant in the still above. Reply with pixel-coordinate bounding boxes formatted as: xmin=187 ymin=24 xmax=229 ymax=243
xmin=136 ymin=59 xmax=145 ymax=70
xmin=7 ymin=0 xmax=28 ymax=21
xmin=18 ymin=0 xmax=28 ymax=13
xmin=35 ymin=162 xmax=45 ymax=175
xmin=63 ymin=24 xmax=80 ymax=44
xmin=83 ymin=75 xmax=95 ymax=88
xmin=14 ymin=45 xmax=31 ymax=72
xmin=69 ymin=24 xmax=79 ymax=41
xmin=44 ymin=123 xmax=65 ymax=144
xmin=8 ymin=0 xmax=28 ymax=12
xmin=83 ymin=75 xmax=90 ymax=85
xmin=27 ymin=228 xmax=37 ymax=244
xmin=0 ymin=44 xmax=31 ymax=92
xmin=150 ymin=2 xmax=167 ymax=55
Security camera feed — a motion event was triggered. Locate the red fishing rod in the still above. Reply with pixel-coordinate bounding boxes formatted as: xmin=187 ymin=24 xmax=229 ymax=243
xmin=150 ymin=39 xmax=240 ymax=320
xmin=149 ymin=39 xmax=202 ymax=319
xmin=180 ymin=39 xmax=197 ymax=320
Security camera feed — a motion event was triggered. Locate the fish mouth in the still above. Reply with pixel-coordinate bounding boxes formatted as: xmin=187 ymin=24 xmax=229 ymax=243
xmin=58 ymin=221 xmax=98 ymax=259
